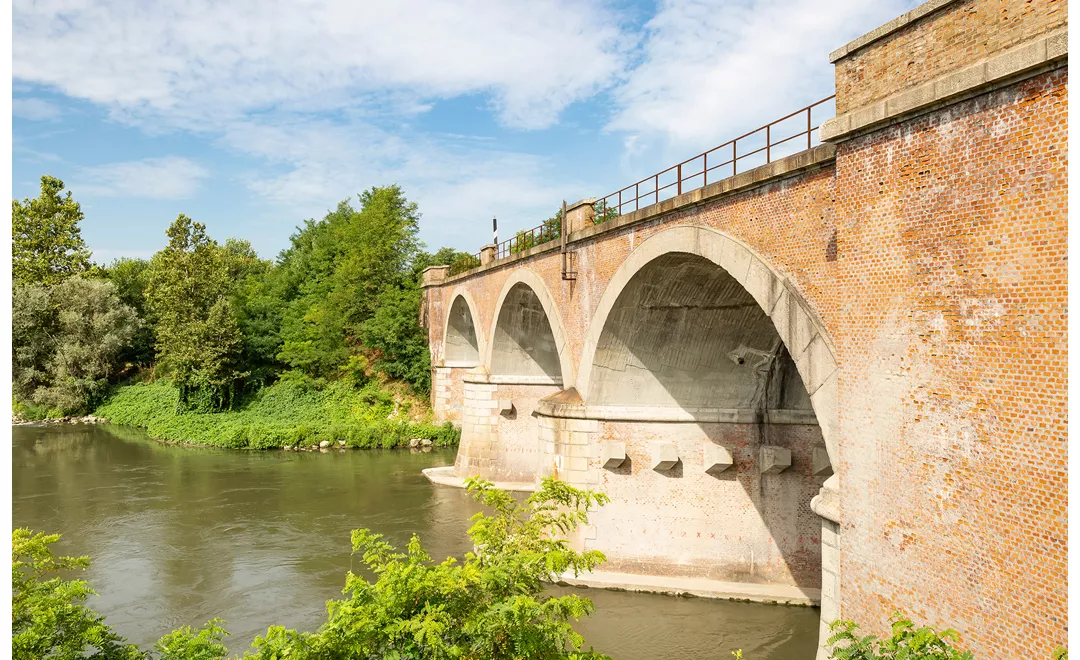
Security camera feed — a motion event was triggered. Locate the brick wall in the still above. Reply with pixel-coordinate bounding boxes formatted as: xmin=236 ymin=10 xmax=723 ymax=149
xmin=832 ymin=66 xmax=1067 ymax=658
xmin=833 ymin=0 xmax=1066 ymax=113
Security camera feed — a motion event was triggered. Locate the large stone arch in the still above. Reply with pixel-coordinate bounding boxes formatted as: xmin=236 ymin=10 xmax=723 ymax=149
xmin=442 ymin=287 xmax=486 ymax=367
xmin=577 ymin=225 xmax=838 ymax=471
xmin=485 ymin=269 xmax=575 ymax=385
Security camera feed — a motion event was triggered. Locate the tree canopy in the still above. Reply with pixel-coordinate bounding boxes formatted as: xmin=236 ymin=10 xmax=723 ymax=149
xmin=13 ymin=176 xmax=92 ymax=286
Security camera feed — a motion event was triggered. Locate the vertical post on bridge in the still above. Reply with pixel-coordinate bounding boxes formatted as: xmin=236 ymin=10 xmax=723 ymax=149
xmin=492 ymin=217 xmax=498 ymax=247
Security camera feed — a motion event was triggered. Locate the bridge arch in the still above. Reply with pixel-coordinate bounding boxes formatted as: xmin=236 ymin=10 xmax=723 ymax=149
xmin=577 ymin=225 xmax=839 ymax=467
xmin=442 ymin=288 xmax=486 ymax=367
xmin=486 ymin=269 xmax=574 ymax=384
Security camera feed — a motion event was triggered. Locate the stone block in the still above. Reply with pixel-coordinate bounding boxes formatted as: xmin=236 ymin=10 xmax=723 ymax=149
xmin=760 ymin=445 xmax=791 ymax=474
xmin=600 ymin=442 xmax=626 ymax=469
xmin=498 ymin=399 xmax=514 ymax=415
xmin=650 ymin=441 xmax=679 ymax=472
xmin=703 ymin=444 xmax=734 ymax=473
xmin=813 ymin=446 xmax=833 ymax=476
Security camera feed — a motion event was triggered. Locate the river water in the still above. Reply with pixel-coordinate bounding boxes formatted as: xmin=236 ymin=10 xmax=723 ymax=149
xmin=12 ymin=423 xmax=819 ymax=659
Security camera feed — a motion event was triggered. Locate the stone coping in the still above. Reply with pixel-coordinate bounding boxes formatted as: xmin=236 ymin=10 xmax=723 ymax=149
xmin=823 ymin=27 xmax=1067 ymax=143
xmin=828 ymin=0 xmax=960 ymax=62
xmin=463 ymin=373 xmax=563 ymax=386
xmin=422 ymin=466 xmax=538 ymax=492
xmin=533 ymin=401 xmax=819 ymax=425
xmin=439 ymin=361 xmax=480 ymax=369
xmin=554 ymin=569 xmax=820 ymax=607
xmin=430 ymin=144 xmax=836 ymax=287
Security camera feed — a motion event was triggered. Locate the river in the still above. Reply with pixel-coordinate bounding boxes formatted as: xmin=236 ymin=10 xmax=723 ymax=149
xmin=12 ymin=423 xmax=819 ymax=658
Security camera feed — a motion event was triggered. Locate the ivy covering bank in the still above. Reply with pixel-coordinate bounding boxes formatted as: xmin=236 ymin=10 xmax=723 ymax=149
xmin=94 ymin=380 xmax=458 ymax=450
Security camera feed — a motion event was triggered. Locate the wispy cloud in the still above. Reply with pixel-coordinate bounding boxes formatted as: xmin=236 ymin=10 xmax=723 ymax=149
xmin=607 ymin=0 xmax=916 ymax=153
xmin=75 ymin=156 xmax=209 ymax=200
xmin=13 ymin=0 xmax=633 ymax=131
xmin=13 ymin=97 xmax=63 ymax=121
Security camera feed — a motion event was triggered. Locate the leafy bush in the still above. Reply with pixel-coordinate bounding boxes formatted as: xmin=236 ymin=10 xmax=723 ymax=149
xmin=826 ymin=614 xmax=974 ymax=659
xmin=250 ymin=477 xmax=611 ymax=658
xmin=93 ymin=380 xmax=460 ymax=450
xmin=13 ymin=478 xmax=610 ymax=659
xmin=592 ymin=200 xmax=620 ymax=224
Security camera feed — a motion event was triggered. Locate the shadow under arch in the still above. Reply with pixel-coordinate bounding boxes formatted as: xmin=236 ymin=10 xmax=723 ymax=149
xmin=485 ymin=269 xmax=575 ymax=384
xmin=572 ymin=225 xmax=842 ymax=658
xmin=442 ymin=288 xmax=486 ymax=367
xmin=576 ymin=225 xmax=838 ymax=472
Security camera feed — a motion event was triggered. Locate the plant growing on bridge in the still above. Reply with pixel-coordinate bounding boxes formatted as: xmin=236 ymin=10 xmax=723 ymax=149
xmin=592 ymin=200 xmax=619 ymax=225
xmin=510 ymin=210 xmax=562 ymax=255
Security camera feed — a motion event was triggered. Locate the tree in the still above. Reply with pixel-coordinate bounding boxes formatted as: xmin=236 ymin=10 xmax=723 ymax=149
xmin=103 ymin=257 xmax=156 ymax=367
xmin=13 ymin=175 xmax=92 ymax=285
xmin=145 ymin=214 xmax=246 ymax=411
xmin=360 ymin=282 xmax=431 ymax=392
xmin=12 ymin=278 xmax=140 ymax=416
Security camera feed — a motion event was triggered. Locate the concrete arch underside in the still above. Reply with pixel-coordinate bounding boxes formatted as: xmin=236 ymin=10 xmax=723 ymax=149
xmin=453 ymin=269 xmax=573 ymax=484
xmin=443 ymin=290 xmax=483 ymax=367
xmin=541 ymin=225 xmax=841 ymax=658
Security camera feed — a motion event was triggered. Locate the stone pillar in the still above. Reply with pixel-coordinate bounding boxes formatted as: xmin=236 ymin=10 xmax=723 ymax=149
xmin=421 ymin=264 xmax=449 ymax=287
xmin=432 ymin=366 xmax=452 ymax=421
xmin=480 ymin=244 xmax=497 ymax=266
xmin=453 ymin=369 xmax=499 ymax=478
xmin=817 ymin=518 xmax=841 ymax=660
xmin=563 ymin=198 xmax=596 ymax=235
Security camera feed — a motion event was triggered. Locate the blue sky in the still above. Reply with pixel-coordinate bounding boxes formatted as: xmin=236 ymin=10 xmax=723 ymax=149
xmin=12 ymin=0 xmax=916 ymax=263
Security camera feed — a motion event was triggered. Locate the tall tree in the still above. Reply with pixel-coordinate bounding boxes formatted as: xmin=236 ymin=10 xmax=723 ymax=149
xmin=145 ymin=214 xmax=245 ymax=411
xmin=12 ymin=176 xmax=92 ymax=286
xmin=12 ymin=278 xmax=140 ymax=415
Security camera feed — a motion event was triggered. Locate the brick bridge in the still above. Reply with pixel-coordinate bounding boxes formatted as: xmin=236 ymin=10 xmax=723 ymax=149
xmin=419 ymin=1 xmax=1067 ymax=657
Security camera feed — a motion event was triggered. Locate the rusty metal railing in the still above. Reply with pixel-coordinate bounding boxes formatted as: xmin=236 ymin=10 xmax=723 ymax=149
xmin=446 ymin=96 xmax=836 ymax=276
xmin=448 ymin=251 xmax=481 ymax=276
xmin=595 ymin=95 xmax=835 ymax=220
xmin=495 ymin=215 xmax=562 ymax=260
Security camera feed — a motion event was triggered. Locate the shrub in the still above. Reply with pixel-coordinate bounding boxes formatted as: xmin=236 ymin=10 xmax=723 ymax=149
xmin=826 ymin=614 xmax=973 ymax=659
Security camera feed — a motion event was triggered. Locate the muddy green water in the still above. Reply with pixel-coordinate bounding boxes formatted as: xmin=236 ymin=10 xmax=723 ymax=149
xmin=12 ymin=424 xmax=819 ymax=659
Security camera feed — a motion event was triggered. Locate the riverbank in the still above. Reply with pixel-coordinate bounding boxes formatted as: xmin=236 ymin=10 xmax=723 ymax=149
xmin=90 ymin=379 xmax=459 ymax=450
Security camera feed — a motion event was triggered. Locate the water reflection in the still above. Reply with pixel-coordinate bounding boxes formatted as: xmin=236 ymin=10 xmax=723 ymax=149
xmin=12 ymin=424 xmax=818 ymax=658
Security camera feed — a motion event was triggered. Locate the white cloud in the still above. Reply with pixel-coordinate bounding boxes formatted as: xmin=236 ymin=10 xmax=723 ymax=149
xmin=75 ymin=156 xmax=209 ymax=199
xmin=13 ymin=0 xmax=633 ymax=131
xmin=13 ymin=97 xmax=62 ymax=121
xmin=607 ymin=0 xmax=918 ymax=153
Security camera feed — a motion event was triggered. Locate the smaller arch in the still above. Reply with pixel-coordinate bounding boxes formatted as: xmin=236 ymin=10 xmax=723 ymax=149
xmin=441 ymin=288 xmax=486 ymax=367
xmin=485 ymin=269 xmax=575 ymax=383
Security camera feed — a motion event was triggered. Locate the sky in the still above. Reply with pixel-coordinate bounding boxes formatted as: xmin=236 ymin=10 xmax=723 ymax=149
xmin=12 ymin=0 xmax=919 ymax=263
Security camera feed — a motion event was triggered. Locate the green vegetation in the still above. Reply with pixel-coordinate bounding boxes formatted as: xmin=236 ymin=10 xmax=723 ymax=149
xmin=14 ymin=478 xmax=611 ymax=659
xmin=13 ymin=277 xmax=141 ymax=417
xmin=826 ymin=615 xmax=974 ymax=659
xmin=592 ymin=200 xmax=619 ymax=225
xmin=12 ymin=175 xmax=469 ymax=446
xmin=94 ymin=380 xmax=458 ymax=450
xmin=12 ymin=175 xmax=93 ymax=286
xmin=510 ymin=210 xmax=562 ymax=255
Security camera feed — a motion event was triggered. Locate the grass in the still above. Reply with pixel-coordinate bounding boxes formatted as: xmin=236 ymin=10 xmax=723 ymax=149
xmin=93 ymin=378 xmax=459 ymax=450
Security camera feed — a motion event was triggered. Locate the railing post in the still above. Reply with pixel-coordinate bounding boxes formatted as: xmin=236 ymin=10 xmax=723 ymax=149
xmin=618 ymin=190 xmax=622 ymax=214
xmin=733 ymin=140 xmax=738 ymax=175
xmin=635 ymin=182 xmax=639 ymax=211
xmin=807 ymin=106 xmax=813 ymax=150
xmin=704 ymin=152 xmax=708 ymax=187
xmin=677 ymin=163 xmax=682 ymax=196
xmin=766 ymin=124 xmax=771 ymax=163
xmin=655 ymin=173 xmax=659 ymax=204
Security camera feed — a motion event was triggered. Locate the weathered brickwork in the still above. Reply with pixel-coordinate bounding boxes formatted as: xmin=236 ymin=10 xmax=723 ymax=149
xmin=832 ymin=67 xmax=1067 ymax=657
xmin=834 ymin=0 xmax=1066 ymax=113
xmin=420 ymin=1 xmax=1066 ymax=655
